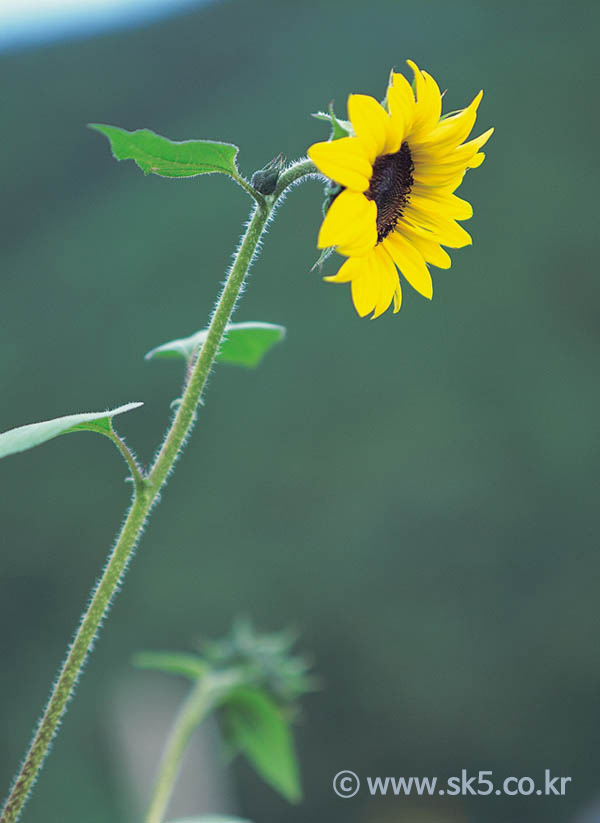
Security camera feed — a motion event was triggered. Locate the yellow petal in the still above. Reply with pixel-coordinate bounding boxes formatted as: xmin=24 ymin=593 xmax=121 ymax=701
xmin=392 ymin=69 xmax=416 ymax=97
xmin=420 ymin=70 xmax=443 ymax=126
xmin=413 ymin=169 xmax=466 ymax=191
xmin=408 ymin=193 xmax=457 ymax=220
xmin=413 ymin=151 xmax=474 ymax=186
xmin=317 ymin=189 xmax=377 ymax=249
xmin=459 ymin=126 xmax=494 ymax=154
xmin=324 ymin=256 xmax=363 ymax=283
xmin=336 ymin=231 xmax=378 ymax=257
xmin=387 ymin=78 xmax=414 ymax=142
xmin=371 ymin=245 xmax=399 ymax=318
xmin=384 ymin=232 xmax=433 ymax=299
xmin=467 ymin=151 xmax=485 ymax=168
xmin=404 ymin=205 xmax=472 ymax=248
xmin=407 ymin=60 xmax=442 ymax=137
xmin=351 ymin=272 xmax=378 ymax=317
xmin=413 ymin=172 xmax=465 ymax=194
xmin=447 ymin=194 xmax=473 ymax=219
xmin=412 ymin=90 xmax=483 ymax=151
xmin=393 ymin=284 xmax=403 ymax=313
xmin=409 ymin=189 xmax=473 ymax=221
xmin=341 ymin=247 xmax=398 ymax=318
xmin=347 ymin=94 xmax=398 ymax=159
xmin=420 ymin=126 xmax=493 ymax=167
xmin=308 ymin=137 xmax=372 ymax=191
xmin=397 ymin=221 xmax=452 ymax=269
xmin=417 ymin=153 xmax=473 ymax=174
xmin=411 ymin=127 xmax=491 ymax=167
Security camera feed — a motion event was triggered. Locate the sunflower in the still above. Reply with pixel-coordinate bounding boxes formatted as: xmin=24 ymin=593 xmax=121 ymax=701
xmin=308 ymin=61 xmax=493 ymax=318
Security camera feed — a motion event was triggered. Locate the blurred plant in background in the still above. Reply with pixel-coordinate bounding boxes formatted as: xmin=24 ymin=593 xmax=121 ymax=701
xmin=134 ymin=621 xmax=314 ymax=823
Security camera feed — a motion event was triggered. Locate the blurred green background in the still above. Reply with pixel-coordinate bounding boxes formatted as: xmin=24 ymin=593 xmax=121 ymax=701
xmin=1 ymin=0 xmax=599 ymax=822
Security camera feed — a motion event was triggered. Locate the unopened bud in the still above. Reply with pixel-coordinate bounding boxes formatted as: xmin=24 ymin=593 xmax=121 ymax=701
xmin=251 ymin=153 xmax=285 ymax=195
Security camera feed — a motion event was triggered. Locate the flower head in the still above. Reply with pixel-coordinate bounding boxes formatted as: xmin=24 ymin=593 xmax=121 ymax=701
xmin=308 ymin=61 xmax=493 ymax=318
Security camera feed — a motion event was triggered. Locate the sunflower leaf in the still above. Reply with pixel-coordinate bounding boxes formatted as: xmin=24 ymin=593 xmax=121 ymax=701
xmin=89 ymin=124 xmax=239 ymax=178
xmin=132 ymin=651 xmax=207 ymax=680
xmin=0 ymin=403 xmax=143 ymax=460
xmin=220 ymin=687 xmax=301 ymax=803
xmin=145 ymin=322 xmax=285 ymax=367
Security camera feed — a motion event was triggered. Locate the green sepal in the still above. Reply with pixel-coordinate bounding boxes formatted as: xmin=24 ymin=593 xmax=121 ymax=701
xmin=0 ymin=403 xmax=143 ymax=460
xmin=381 ymin=66 xmax=397 ymax=113
xmin=311 ymin=102 xmax=351 ymax=141
xmin=89 ymin=124 xmax=239 ymax=178
xmin=322 ymin=178 xmax=343 ymax=219
xmin=145 ymin=322 xmax=285 ymax=368
xmin=310 ymin=246 xmax=336 ymax=273
xmin=439 ymin=109 xmax=463 ymax=121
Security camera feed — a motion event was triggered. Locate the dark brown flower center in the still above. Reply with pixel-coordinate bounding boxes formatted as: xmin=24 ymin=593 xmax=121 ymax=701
xmin=365 ymin=141 xmax=414 ymax=243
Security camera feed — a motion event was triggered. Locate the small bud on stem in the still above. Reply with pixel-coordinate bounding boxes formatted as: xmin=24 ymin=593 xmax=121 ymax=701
xmin=251 ymin=153 xmax=285 ymax=195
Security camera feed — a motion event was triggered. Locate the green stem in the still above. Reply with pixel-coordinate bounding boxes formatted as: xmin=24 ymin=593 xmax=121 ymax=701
xmin=0 ymin=490 xmax=150 ymax=823
xmin=145 ymin=673 xmax=236 ymax=823
xmin=109 ymin=427 xmax=146 ymax=493
xmin=273 ymin=158 xmax=318 ymax=199
xmin=1 ymin=158 xmax=316 ymax=823
xmin=231 ymin=171 xmax=267 ymax=208
xmin=147 ymin=200 xmax=270 ymax=493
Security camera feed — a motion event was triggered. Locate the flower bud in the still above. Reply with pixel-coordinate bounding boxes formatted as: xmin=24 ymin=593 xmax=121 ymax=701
xmin=251 ymin=153 xmax=285 ymax=195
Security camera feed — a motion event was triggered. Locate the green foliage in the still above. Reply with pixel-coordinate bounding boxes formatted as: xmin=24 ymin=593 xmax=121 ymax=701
xmin=202 ymin=619 xmax=315 ymax=707
xmin=89 ymin=124 xmax=239 ymax=178
xmin=220 ymin=687 xmax=301 ymax=803
xmin=312 ymin=102 xmax=351 ymax=140
xmin=133 ymin=652 xmax=207 ymax=680
xmin=0 ymin=403 xmax=143 ymax=460
xmin=145 ymin=322 xmax=286 ymax=368
xmin=138 ymin=623 xmax=312 ymax=804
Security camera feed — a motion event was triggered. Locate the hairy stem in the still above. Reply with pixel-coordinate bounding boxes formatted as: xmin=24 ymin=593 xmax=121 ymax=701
xmin=145 ymin=672 xmax=237 ymax=823
xmin=274 ymin=158 xmax=319 ymax=198
xmin=109 ymin=428 xmax=146 ymax=492
xmin=147 ymin=200 xmax=270 ymax=493
xmin=1 ymin=158 xmax=316 ymax=823
xmin=0 ymin=490 xmax=150 ymax=823
xmin=145 ymin=679 xmax=213 ymax=823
